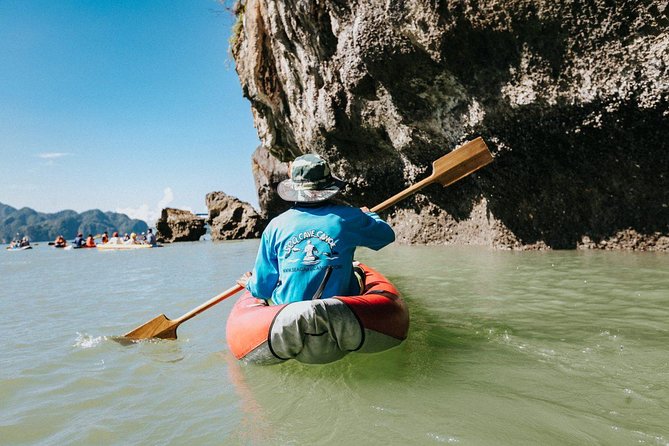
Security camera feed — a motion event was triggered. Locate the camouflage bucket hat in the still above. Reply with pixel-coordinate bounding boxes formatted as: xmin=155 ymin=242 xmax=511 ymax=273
xmin=277 ymin=154 xmax=347 ymax=203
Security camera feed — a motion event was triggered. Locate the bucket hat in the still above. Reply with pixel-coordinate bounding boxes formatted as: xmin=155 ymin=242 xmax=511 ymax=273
xmin=277 ymin=154 xmax=346 ymax=203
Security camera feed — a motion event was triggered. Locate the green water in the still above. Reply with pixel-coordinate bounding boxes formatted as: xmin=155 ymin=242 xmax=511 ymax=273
xmin=1 ymin=242 xmax=667 ymax=445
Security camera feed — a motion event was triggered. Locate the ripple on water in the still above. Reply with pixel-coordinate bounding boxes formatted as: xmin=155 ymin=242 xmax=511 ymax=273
xmin=426 ymin=432 xmax=460 ymax=443
xmin=73 ymin=332 xmax=105 ymax=349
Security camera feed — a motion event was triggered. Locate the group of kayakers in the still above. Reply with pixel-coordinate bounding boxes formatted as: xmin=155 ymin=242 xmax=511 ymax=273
xmin=8 ymin=236 xmax=31 ymax=249
xmin=53 ymin=228 xmax=157 ymax=248
xmin=105 ymin=229 xmax=157 ymax=246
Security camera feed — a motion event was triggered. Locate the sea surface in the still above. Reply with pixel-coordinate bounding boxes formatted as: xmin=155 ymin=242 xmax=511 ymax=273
xmin=1 ymin=241 xmax=668 ymax=445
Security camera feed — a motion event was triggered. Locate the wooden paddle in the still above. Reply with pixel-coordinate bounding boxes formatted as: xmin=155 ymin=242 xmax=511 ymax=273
xmin=371 ymin=137 xmax=493 ymax=213
xmin=124 ymin=283 xmax=244 ymax=340
xmin=123 ymin=137 xmax=492 ymax=341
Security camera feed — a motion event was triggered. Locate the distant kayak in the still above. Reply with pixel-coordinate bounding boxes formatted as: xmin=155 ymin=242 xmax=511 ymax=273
xmin=5 ymin=246 xmax=32 ymax=251
xmin=97 ymin=243 xmax=160 ymax=251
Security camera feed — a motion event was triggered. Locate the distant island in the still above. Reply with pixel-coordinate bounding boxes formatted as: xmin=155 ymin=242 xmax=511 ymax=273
xmin=0 ymin=202 xmax=148 ymax=243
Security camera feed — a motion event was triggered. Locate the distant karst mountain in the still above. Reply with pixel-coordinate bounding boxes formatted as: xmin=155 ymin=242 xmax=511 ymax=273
xmin=0 ymin=202 xmax=148 ymax=243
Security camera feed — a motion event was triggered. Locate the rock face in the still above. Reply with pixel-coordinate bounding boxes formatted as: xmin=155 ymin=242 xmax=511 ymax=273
xmin=232 ymin=0 xmax=669 ymax=250
xmin=155 ymin=208 xmax=206 ymax=243
xmin=252 ymin=146 xmax=291 ymax=218
xmin=206 ymin=192 xmax=266 ymax=240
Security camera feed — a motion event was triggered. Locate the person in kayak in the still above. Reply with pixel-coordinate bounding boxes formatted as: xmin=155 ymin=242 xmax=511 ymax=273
xmin=124 ymin=233 xmax=138 ymax=245
xmin=108 ymin=231 xmax=122 ymax=244
xmin=73 ymin=233 xmax=85 ymax=248
xmin=101 ymin=231 xmax=109 ymax=244
xmin=85 ymin=234 xmax=96 ymax=247
xmin=145 ymin=228 xmax=157 ymax=246
xmin=238 ymin=153 xmax=395 ymax=305
xmin=54 ymin=235 xmax=67 ymax=248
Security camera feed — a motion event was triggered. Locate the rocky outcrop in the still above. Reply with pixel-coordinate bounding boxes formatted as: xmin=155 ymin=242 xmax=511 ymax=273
xmin=206 ymin=192 xmax=266 ymax=240
xmin=231 ymin=0 xmax=669 ymax=250
xmin=252 ymin=146 xmax=291 ymax=218
xmin=579 ymin=229 xmax=669 ymax=251
xmin=155 ymin=208 xmax=206 ymax=243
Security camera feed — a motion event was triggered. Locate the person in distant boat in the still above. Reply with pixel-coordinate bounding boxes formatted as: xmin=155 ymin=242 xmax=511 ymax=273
xmin=73 ymin=233 xmax=85 ymax=248
xmin=124 ymin=233 xmax=138 ymax=245
xmin=85 ymin=234 xmax=96 ymax=248
xmin=108 ymin=231 xmax=122 ymax=244
xmin=10 ymin=234 xmax=20 ymax=248
xmin=137 ymin=232 xmax=146 ymax=242
xmin=145 ymin=228 xmax=157 ymax=246
xmin=19 ymin=236 xmax=30 ymax=247
xmin=123 ymin=233 xmax=130 ymax=242
xmin=101 ymin=231 xmax=109 ymax=244
xmin=238 ymin=153 xmax=395 ymax=305
xmin=54 ymin=235 xmax=67 ymax=248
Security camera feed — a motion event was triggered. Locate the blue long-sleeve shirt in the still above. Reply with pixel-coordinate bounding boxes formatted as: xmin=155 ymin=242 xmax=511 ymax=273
xmin=246 ymin=203 xmax=395 ymax=305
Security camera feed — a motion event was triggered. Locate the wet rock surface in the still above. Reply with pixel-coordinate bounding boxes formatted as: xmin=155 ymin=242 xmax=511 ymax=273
xmin=206 ymin=191 xmax=266 ymax=240
xmin=232 ymin=0 xmax=668 ymax=249
xmin=155 ymin=208 xmax=206 ymax=243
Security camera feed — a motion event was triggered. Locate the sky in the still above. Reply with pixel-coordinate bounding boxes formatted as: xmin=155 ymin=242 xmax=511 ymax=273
xmin=0 ymin=0 xmax=261 ymax=223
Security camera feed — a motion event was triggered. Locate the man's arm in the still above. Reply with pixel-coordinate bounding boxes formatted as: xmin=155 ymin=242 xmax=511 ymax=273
xmin=246 ymin=232 xmax=280 ymax=299
xmin=354 ymin=207 xmax=395 ymax=250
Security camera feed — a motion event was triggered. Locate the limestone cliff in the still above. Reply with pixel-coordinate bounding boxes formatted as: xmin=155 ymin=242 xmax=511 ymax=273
xmin=231 ymin=0 xmax=668 ymax=250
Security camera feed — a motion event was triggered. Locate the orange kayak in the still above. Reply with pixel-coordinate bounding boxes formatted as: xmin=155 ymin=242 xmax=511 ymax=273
xmin=226 ymin=263 xmax=409 ymax=364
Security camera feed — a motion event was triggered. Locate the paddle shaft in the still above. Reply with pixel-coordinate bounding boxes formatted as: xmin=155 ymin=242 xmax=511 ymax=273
xmin=371 ymin=175 xmax=433 ymax=213
xmin=123 ymin=283 xmax=244 ymax=339
xmin=174 ymin=283 xmax=244 ymax=325
xmin=371 ymin=137 xmax=492 ymax=213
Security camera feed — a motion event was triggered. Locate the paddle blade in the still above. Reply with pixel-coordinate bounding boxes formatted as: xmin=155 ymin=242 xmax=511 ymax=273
xmin=124 ymin=314 xmax=179 ymax=340
xmin=432 ymin=137 xmax=493 ymax=187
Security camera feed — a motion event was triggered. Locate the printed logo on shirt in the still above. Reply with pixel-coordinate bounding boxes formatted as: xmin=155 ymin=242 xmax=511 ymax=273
xmin=283 ymin=229 xmax=338 ymax=266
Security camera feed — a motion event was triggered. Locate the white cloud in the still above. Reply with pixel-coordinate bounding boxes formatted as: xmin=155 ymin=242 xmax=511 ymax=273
xmin=157 ymin=187 xmax=174 ymax=210
xmin=116 ymin=203 xmax=153 ymax=224
xmin=115 ymin=187 xmax=192 ymax=225
xmin=37 ymin=152 xmax=72 ymax=159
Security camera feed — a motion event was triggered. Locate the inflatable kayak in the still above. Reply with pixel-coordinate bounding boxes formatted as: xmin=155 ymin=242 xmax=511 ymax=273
xmin=226 ymin=263 xmax=409 ymax=364
xmin=97 ymin=243 xmax=157 ymax=250
xmin=5 ymin=245 xmax=32 ymax=251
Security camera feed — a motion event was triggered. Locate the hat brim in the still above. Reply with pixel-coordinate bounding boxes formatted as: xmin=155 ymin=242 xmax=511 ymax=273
xmin=277 ymin=177 xmax=347 ymax=203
